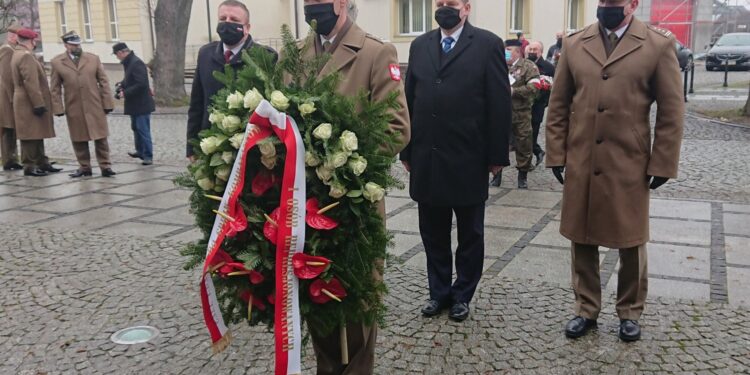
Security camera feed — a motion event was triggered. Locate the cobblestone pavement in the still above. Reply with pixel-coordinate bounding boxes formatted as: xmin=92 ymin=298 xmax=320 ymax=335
xmin=1 ymin=111 xmax=749 ymax=373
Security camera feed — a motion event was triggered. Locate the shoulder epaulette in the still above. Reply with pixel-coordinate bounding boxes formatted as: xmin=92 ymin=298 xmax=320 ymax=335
xmin=648 ymin=25 xmax=673 ymax=39
xmin=365 ymin=33 xmax=384 ymax=44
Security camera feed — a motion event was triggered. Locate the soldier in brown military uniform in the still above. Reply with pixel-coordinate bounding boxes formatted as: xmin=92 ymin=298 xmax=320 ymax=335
xmin=490 ymin=38 xmax=539 ymax=189
xmin=546 ymin=0 xmax=684 ymax=342
xmin=50 ymin=31 xmax=116 ymax=178
xmin=11 ymin=29 xmax=61 ymax=177
xmin=293 ymin=0 xmax=409 ymax=373
xmin=0 ymin=22 xmax=22 ymax=170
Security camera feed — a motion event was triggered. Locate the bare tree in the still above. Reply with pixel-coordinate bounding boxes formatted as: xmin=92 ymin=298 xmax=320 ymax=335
xmin=151 ymin=0 xmax=193 ymax=106
xmin=0 ymin=0 xmax=20 ymax=34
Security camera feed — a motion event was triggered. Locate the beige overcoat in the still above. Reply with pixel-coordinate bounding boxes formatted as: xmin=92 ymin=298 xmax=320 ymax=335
xmin=545 ymin=18 xmax=685 ymax=249
xmin=297 ymin=22 xmax=411 ymax=219
xmin=0 ymin=44 xmax=16 ymax=129
xmin=50 ymin=51 xmax=113 ymax=142
xmin=11 ymin=46 xmax=55 ymax=140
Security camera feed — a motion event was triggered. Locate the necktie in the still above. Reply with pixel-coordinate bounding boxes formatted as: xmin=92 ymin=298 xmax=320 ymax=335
xmin=224 ymin=50 xmax=233 ymax=64
xmin=322 ymin=40 xmax=332 ymax=52
xmin=442 ymin=37 xmax=455 ymax=53
xmin=607 ymin=33 xmax=619 ymax=56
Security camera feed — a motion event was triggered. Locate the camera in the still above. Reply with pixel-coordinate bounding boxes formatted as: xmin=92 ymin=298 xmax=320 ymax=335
xmin=114 ymin=81 xmax=124 ymax=100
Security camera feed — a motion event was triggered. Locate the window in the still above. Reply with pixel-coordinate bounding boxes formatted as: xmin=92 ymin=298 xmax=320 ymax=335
xmin=57 ymin=1 xmax=68 ymax=35
xmin=567 ymin=0 xmax=581 ymax=31
xmin=510 ymin=0 xmax=524 ymax=32
xmin=108 ymin=0 xmax=119 ymax=40
xmin=399 ymin=0 xmax=431 ymax=35
xmin=80 ymin=0 xmax=93 ymax=41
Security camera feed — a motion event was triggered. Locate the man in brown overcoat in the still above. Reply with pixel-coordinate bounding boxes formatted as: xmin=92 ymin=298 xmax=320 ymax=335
xmin=294 ymin=0 xmax=409 ymax=373
xmin=0 ymin=22 xmax=22 ymax=170
xmin=50 ymin=31 xmax=116 ymax=177
xmin=11 ymin=29 xmax=61 ymax=177
xmin=546 ymin=0 xmax=684 ymax=342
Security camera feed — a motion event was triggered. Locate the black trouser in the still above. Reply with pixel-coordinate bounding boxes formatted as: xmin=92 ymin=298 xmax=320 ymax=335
xmin=417 ymin=202 xmax=485 ymax=305
xmin=531 ymin=117 xmax=543 ymax=157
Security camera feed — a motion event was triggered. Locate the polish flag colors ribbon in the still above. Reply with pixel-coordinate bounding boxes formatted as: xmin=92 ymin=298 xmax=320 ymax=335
xmin=200 ymin=100 xmax=305 ymax=375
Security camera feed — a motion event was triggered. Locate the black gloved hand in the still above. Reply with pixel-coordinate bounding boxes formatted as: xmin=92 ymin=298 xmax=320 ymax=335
xmin=104 ymin=108 xmax=113 ymax=114
xmin=648 ymin=176 xmax=669 ymax=190
xmin=32 ymin=107 xmax=47 ymax=116
xmin=552 ymin=166 xmax=565 ymax=185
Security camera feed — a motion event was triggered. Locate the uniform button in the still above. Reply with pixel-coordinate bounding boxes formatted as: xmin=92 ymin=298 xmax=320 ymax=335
xmin=594 ymin=170 xmax=601 ymax=176
xmin=597 ymin=107 xmax=605 ymax=112
xmin=435 ymin=78 xmax=442 ymax=84
xmin=431 ymin=113 xmax=437 ymax=118
xmin=431 ymin=146 xmax=438 ymax=151
xmin=602 ymin=73 xmax=609 ymax=80
xmin=596 ymin=138 xmax=603 ymax=144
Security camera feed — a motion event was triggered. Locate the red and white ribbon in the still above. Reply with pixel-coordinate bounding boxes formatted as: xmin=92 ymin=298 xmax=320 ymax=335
xmin=200 ymin=100 xmax=305 ymax=374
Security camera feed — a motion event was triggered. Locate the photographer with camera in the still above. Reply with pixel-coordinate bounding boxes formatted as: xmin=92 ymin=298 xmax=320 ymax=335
xmin=113 ymin=42 xmax=154 ymax=165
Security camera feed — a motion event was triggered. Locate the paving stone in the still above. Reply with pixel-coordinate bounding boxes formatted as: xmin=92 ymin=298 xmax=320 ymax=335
xmin=725 ymin=236 xmax=750 ymax=266
xmin=0 ymin=210 xmax=57 ymax=224
xmin=530 ymin=220 xmax=569 ymax=248
xmin=0 ymin=196 xmax=46 ymax=210
xmin=16 ymin=180 xmax=119 ymax=199
xmin=26 ymin=193 xmax=132 ymax=214
xmin=40 ymin=206 xmax=154 ymax=230
xmin=164 ymin=228 xmax=204 ymax=243
xmin=389 ymin=233 xmax=423 ymax=258
xmin=723 ymin=203 xmax=750 ymax=214
xmin=385 ymin=208 xmax=420 ymax=234
xmin=723 ymin=213 xmax=750 ymax=236
xmin=648 ymin=243 xmax=711 ymax=280
xmin=607 ymin=273 xmax=710 ymax=301
xmin=498 ymin=246 xmax=570 ymax=285
xmin=103 ymin=180 xmax=179 ymax=196
xmin=101 ymin=170 xmax=175 ymax=185
xmin=123 ymin=190 xmax=193 ymax=210
xmin=100 ymin=222 xmax=185 ymax=238
xmin=727 ymin=267 xmax=750 ymax=307
xmin=495 ymin=190 xmax=561 ymax=209
xmin=650 ymin=199 xmax=712 ymax=221
xmin=485 ymin=228 xmax=526 ymax=257
xmin=485 ymin=206 xmax=549 ymax=229
xmin=650 ymin=218 xmax=711 ymax=246
xmin=385 ymin=197 xmax=414 ymax=214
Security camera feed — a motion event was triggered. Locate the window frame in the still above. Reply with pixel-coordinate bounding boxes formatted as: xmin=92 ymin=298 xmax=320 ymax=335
xmin=80 ymin=0 xmax=93 ymax=41
xmin=57 ymin=1 xmax=68 ymax=35
xmin=107 ymin=0 xmax=119 ymax=41
xmin=510 ymin=0 xmax=524 ymax=33
xmin=567 ymin=0 xmax=581 ymax=32
xmin=398 ymin=0 xmax=432 ymax=36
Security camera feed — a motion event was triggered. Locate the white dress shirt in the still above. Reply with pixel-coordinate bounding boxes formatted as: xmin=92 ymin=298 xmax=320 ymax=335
xmin=440 ymin=26 xmax=464 ymax=51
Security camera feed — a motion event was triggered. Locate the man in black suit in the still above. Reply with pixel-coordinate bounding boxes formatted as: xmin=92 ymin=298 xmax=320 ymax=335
xmin=526 ymin=41 xmax=555 ymax=166
xmin=186 ymin=0 xmax=277 ymax=160
xmin=400 ymin=0 xmax=512 ymax=322
xmin=113 ymin=42 xmax=155 ymax=165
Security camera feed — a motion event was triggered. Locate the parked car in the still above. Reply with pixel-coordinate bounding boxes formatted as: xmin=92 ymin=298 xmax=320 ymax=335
xmin=676 ymin=41 xmax=693 ymax=71
xmin=706 ymin=32 xmax=750 ymax=71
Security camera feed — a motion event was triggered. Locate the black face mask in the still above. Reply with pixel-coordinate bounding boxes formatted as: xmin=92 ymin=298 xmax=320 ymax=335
xmin=217 ymin=21 xmax=245 ymax=46
xmin=556 ymin=38 xmax=563 ymax=48
xmin=435 ymin=6 xmax=462 ymax=30
xmin=597 ymin=6 xmax=626 ymax=30
xmin=527 ymin=53 xmax=538 ymax=62
xmin=304 ymin=3 xmax=339 ymax=36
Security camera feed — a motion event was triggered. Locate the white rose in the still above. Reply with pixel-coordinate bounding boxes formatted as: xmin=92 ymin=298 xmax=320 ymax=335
xmin=258 ymin=141 xmax=276 ymax=157
xmin=215 ymin=165 xmax=231 ymax=181
xmin=347 ymin=154 xmax=367 ymax=176
xmin=243 ymin=88 xmax=264 ymax=110
xmin=193 ymin=166 xmax=207 ymax=180
xmin=270 ymin=90 xmax=290 ymax=111
xmin=221 ymin=151 xmax=235 ymax=165
xmin=261 ymin=154 xmax=277 ymax=170
xmin=329 ymin=181 xmax=347 ymax=199
xmin=312 ymin=123 xmax=332 ymax=140
xmin=229 ymin=133 xmax=244 ymax=149
xmin=315 ymin=166 xmax=334 ymax=183
xmin=208 ymin=112 xmax=225 ymax=126
xmin=362 ymin=182 xmax=385 ymax=203
xmin=226 ymin=91 xmax=244 ymax=109
xmin=197 ymin=177 xmax=215 ymax=191
xmin=305 ymin=151 xmax=321 ymax=167
xmin=327 ymin=151 xmax=349 ymax=169
xmin=220 ymin=115 xmax=243 ymax=133
xmin=339 ymin=130 xmax=358 ymax=152
xmin=200 ymin=136 xmax=219 ymax=155
xmin=214 ymin=179 xmax=226 ymax=193
xmin=299 ymin=102 xmax=316 ymax=116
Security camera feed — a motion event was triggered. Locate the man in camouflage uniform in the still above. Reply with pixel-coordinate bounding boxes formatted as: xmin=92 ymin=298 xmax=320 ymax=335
xmin=490 ymin=38 xmax=539 ymax=189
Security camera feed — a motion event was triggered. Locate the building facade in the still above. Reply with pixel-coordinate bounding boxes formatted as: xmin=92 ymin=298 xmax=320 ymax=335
xmin=36 ymin=0 xmax=714 ymax=67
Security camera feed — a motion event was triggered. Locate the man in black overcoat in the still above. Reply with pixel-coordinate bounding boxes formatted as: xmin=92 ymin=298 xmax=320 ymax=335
xmin=186 ymin=0 xmax=277 ymax=160
xmin=526 ymin=40 xmax=556 ymax=165
xmin=400 ymin=0 xmax=512 ymax=322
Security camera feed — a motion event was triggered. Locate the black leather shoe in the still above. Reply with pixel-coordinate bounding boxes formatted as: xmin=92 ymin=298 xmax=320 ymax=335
xmin=518 ymin=171 xmax=528 ymax=189
xmin=448 ymin=302 xmax=470 ymax=322
xmin=69 ymin=169 xmax=93 ymax=178
xmin=619 ymin=320 xmax=641 ymax=342
xmin=24 ymin=168 xmax=48 ymax=177
xmin=41 ymin=164 xmax=62 ymax=173
xmin=127 ymin=151 xmax=142 ymax=159
xmin=421 ymin=299 xmax=447 ymax=317
xmin=565 ymin=316 xmax=597 ymax=338
xmin=535 ymin=150 xmax=545 ymax=166
xmin=489 ymin=172 xmax=502 ymax=187
xmin=3 ymin=162 xmax=22 ymax=171
xmin=101 ymin=168 xmax=117 ymax=177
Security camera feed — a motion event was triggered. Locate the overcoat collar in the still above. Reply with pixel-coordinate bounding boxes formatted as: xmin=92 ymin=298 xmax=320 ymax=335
xmin=60 ymin=52 xmax=88 ymax=71
xmin=582 ymin=18 xmax=647 ymax=68
xmin=427 ymin=21 xmax=476 ymax=73
xmin=211 ymin=36 xmax=256 ymax=67
xmin=315 ymin=21 xmax=365 ymax=78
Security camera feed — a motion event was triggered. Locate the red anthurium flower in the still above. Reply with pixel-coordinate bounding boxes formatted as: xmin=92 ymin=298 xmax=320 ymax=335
xmin=239 ymin=291 xmax=267 ymax=311
xmin=263 ymin=207 xmax=281 ymax=245
xmin=267 ymin=293 xmax=275 ymax=305
xmin=224 ymin=203 xmax=248 ymax=238
xmin=207 ymin=248 xmax=234 ymax=273
xmin=292 ymin=253 xmax=331 ymax=279
xmin=309 ymin=277 xmax=347 ymax=304
xmin=251 ymin=171 xmax=280 ymax=196
xmin=249 ymin=270 xmax=264 ymax=284
xmin=305 ymin=198 xmax=338 ymax=230
xmin=218 ymin=261 xmax=246 ymax=276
